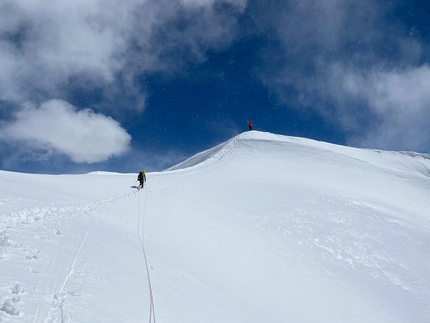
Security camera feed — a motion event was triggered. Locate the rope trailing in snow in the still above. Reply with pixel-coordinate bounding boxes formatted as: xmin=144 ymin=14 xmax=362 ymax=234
xmin=137 ymin=188 xmax=156 ymax=323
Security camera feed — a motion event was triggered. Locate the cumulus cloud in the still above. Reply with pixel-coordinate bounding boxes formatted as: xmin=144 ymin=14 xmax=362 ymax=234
xmin=0 ymin=0 xmax=125 ymax=102
xmin=0 ymin=100 xmax=131 ymax=163
xmin=251 ymin=0 xmax=430 ymax=151
xmin=333 ymin=65 xmax=430 ymax=151
xmin=0 ymin=0 xmax=247 ymax=170
xmin=0 ymin=0 xmax=247 ymax=107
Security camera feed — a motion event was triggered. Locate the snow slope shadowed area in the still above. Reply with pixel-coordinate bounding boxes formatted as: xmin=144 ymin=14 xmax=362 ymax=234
xmin=167 ymin=138 xmax=233 ymax=171
xmin=0 ymin=131 xmax=429 ymax=322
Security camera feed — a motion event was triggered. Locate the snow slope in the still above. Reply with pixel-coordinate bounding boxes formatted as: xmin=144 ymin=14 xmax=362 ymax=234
xmin=1 ymin=131 xmax=429 ymax=323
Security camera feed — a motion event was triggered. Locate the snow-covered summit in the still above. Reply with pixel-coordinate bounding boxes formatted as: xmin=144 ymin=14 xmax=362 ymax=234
xmin=1 ymin=131 xmax=429 ymax=322
xmin=172 ymin=130 xmax=430 ymax=177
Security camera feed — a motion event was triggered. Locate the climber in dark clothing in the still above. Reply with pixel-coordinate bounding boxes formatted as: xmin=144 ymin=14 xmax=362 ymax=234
xmin=137 ymin=170 xmax=146 ymax=189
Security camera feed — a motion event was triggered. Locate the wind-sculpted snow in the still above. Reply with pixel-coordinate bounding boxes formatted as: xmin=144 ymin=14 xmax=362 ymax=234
xmin=0 ymin=131 xmax=430 ymax=322
xmin=167 ymin=136 xmax=239 ymax=171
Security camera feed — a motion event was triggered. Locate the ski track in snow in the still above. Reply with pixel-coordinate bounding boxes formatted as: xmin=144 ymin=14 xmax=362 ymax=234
xmin=0 ymin=190 xmax=138 ymax=323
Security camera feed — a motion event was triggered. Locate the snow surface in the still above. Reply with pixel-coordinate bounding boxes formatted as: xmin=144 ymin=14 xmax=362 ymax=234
xmin=1 ymin=131 xmax=429 ymax=323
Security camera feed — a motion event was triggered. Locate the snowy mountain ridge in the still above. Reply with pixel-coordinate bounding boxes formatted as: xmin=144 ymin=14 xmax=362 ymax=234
xmin=173 ymin=131 xmax=430 ymax=177
xmin=1 ymin=131 xmax=429 ymax=323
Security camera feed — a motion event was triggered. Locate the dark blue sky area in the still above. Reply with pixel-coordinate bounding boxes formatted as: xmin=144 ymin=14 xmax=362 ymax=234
xmin=139 ymin=39 xmax=346 ymax=151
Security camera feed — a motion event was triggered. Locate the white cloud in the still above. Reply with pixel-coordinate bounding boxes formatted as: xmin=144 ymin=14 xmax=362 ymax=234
xmin=0 ymin=0 xmax=247 ymax=106
xmin=336 ymin=65 xmax=430 ymax=151
xmin=0 ymin=100 xmax=131 ymax=163
xmin=251 ymin=0 xmax=430 ymax=152
xmin=255 ymin=0 xmax=388 ymax=108
xmin=0 ymin=0 xmax=127 ymax=101
xmin=0 ymin=0 xmax=247 ymax=169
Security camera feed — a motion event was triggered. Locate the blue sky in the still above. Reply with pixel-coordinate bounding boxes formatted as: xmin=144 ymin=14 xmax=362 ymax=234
xmin=1 ymin=0 xmax=430 ymax=174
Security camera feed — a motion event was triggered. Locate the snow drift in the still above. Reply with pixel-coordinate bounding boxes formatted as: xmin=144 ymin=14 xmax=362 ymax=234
xmin=0 ymin=131 xmax=429 ymax=323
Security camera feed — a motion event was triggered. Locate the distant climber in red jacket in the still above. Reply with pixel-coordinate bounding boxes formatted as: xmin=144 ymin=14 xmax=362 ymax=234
xmin=248 ymin=121 xmax=254 ymax=131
